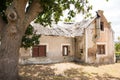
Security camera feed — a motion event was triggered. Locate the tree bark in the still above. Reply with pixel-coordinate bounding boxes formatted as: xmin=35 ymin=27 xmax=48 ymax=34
xmin=0 ymin=4 xmax=24 ymax=80
xmin=0 ymin=27 xmax=23 ymax=80
xmin=0 ymin=1 xmax=25 ymax=80
xmin=0 ymin=0 xmax=43 ymax=80
xmin=0 ymin=16 xmax=6 ymax=37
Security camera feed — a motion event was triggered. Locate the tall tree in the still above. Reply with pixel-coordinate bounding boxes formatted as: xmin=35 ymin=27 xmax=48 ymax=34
xmin=0 ymin=0 xmax=96 ymax=80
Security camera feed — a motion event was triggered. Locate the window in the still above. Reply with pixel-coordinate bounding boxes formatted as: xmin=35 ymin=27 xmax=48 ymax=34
xmin=100 ymin=22 xmax=104 ymax=31
xmin=32 ymin=45 xmax=46 ymax=57
xmin=62 ymin=45 xmax=69 ymax=56
xmin=80 ymin=49 xmax=83 ymax=53
xmin=97 ymin=45 xmax=105 ymax=54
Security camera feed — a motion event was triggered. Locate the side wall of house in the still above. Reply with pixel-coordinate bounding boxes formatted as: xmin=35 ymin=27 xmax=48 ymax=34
xmin=86 ymin=22 xmax=97 ymax=63
xmin=95 ymin=26 xmax=115 ymax=63
xmin=96 ymin=26 xmax=115 ymax=63
xmin=74 ymin=36 xmax=85 ymax=62
xmin=86 ymin=11 xmax=115 ymax=64
xmin=19 ymin=35 xmax=75 ymax=64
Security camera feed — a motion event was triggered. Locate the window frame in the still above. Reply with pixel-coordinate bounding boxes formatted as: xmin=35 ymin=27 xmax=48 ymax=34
xmin=96 ymin=42 xmax=107 ymax=56
xmin=97 ymin=45 xmax=105 ymax=54
xmin=61 ymin=44 xmax=70 ymax=56
xmin=62 ymin=45 xmax=68 ymax=56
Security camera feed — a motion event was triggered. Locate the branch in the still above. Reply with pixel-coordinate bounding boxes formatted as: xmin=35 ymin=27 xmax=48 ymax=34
xmin=23 ymin=0 xmax=43 ymax=30
xmin=13 ymin=0 xmax=28 ymax=20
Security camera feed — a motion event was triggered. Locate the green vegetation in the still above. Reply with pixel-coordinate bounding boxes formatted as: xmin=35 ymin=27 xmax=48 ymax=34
xmin=115 ymin=43 xmax=120 ymax=56
xmin=116 ymin=52 xmax=120 ymax=56
xmin=115 ymin=37 xmax=120 ymax=56
xmin=0 ymin=0 xmax=93 ymax=49
xmin=115 ymin=43 xmax=120 ymax=52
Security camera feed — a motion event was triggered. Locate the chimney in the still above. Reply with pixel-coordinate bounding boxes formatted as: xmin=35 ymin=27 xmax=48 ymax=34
xmin=97 ymin=10 xmax=104 ymax=15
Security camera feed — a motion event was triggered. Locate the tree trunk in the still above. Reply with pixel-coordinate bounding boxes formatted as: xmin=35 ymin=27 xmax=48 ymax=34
xmin=0 ymin=2 xmax=25 ymax=79
xmin=0 ymin=8 xmax=24 ymax=79
xmin=0 ymin=0 xmax=42 ymax=80
xmin=0 ymin=24 xmax=23 ymax=80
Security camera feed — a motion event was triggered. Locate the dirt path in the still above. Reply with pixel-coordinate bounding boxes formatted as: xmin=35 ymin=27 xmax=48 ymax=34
xmin=19 ymin=62 xmax=120 ymax=80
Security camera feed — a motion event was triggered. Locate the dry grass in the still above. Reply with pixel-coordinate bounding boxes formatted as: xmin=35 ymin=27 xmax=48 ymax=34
xmin=19 ymin=62 xmax=120 ymax=80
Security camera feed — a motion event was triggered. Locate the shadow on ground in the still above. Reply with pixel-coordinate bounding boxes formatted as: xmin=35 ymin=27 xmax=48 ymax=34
xmin=19 ymin=64 xmax=120 ymax=80
xmin=74 ymin=61 xmax=116 ymax=67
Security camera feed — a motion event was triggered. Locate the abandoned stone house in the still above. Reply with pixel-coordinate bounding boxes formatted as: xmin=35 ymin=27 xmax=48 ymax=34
xmin=19 ymin=10 xmax=115 ymax=64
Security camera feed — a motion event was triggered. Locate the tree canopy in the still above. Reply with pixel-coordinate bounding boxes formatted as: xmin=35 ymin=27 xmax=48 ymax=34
xmin=0 ymin=0 xmax=93 ymax=48
xmin=0 ymin=0 xmax=109 ymax=49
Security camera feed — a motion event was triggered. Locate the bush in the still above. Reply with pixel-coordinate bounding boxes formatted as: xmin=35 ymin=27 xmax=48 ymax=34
xmin=115 ymin=52 xmax=120 ymax=56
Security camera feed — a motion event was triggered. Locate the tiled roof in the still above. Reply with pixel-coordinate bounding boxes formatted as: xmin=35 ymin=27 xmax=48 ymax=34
xmin=31 ymin=17 xmax=96 ymax=37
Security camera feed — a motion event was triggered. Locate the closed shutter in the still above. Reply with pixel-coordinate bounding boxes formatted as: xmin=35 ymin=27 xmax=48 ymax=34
xmin=39 ymin=45 xmax=46 ymax=57
xmin=32 ymin=45 xmax=46 ymax=57
xmin=32 ymin=46 xmax=39 ymax=57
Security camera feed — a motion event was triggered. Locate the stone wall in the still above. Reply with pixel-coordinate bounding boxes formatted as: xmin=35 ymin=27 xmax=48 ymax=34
xmin=86 ymin=10 xmax=115 ymax=64
xmin=19 ymin=35 xmax=75 ymax=64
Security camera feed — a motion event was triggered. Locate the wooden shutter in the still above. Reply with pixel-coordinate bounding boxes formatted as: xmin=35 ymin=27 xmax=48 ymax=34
xmin=39 ymin=45 xmax=46 ymax=57
xmin=32 ymin=46 xmax=39 ymax=57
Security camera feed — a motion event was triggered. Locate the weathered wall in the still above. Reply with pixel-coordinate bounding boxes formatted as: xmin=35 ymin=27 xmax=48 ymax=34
xmin=19 ymin=35 xmax=75 ymax=64
xmin=86 ymin=10 xmax=115 ymax=64
xmin=74 ymin=36 xmax=85 ymax=62
xmin=86 ymin=21 xmax=97 ymax=63
xmin=96 ymin=10 xmax=115 ymax=64
xmin=96 ymin=27 xmax=115 ymax=64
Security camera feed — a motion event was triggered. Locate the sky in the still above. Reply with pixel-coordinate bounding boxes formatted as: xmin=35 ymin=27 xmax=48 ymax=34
xmin=75 ymin=0 xmax=120 ymax=41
